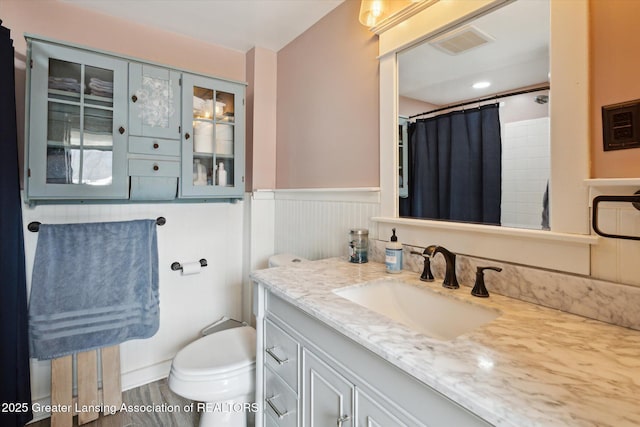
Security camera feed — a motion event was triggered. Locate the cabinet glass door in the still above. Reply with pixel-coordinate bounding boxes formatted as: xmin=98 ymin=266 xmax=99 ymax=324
xmin=181 ymin=74 xmax=244 ymax=198
xmin=28 ymin=42 xmax=127 ymax=200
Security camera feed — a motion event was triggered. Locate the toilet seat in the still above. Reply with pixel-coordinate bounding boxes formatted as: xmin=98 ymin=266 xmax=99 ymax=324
xmin=172 ymin=326 xmax=256 ymax=377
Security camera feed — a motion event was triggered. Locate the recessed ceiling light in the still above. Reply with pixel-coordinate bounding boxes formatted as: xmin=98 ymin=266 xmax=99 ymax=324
xmin=472 ymin=81 xmax=491 ymax=89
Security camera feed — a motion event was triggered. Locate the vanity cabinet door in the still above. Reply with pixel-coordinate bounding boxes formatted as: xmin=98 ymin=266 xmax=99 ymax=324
xmin=26 ymin=41 xmax=128 ymax=201
xmin=129 ymin=63 xmax=181 ymax=140
xmin=180 ymin=73 xmax=245 ymax=199
xmin=303 ymin=349 xmax=353 ymax=427
xmin=356 ymin=389 xmax=421 ymax=427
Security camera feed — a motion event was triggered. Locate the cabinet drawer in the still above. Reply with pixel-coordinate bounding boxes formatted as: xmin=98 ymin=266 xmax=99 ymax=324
xmin=129 ymin=136 xmax=180 ymax=157
xmin=265 ymin=320 xmax=298 ymax=392
xmin=265 ymin=367 xmax=297 ymax=427
xmin=129 ymin=159 xmax=180 ymax=177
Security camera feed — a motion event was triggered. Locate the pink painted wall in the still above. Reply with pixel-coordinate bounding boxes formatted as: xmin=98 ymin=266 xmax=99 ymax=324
xmin=276 ymin=0 xmax=380 ymax=188
xmin=246 ymin=47 xmax=277 ymax=190
xmin=590 ymin=0 xmax=640 ymax=178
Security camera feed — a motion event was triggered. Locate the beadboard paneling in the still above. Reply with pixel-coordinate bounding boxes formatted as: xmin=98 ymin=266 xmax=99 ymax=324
xmin=273 ymin=189 xmax=381 ymax=260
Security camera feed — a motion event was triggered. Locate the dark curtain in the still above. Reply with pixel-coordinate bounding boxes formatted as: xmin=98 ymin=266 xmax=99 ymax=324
xmin=406 ymin=104 xmax=501 ymax=225
xmin=0 ymin=23 xmax=34 ymax=426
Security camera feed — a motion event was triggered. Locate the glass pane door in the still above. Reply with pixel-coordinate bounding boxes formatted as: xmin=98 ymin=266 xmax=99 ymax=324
xmin=192 ymin=86 xmax=235 ymax=188
xmin=46 ymin=58 xmax=115 ymax=186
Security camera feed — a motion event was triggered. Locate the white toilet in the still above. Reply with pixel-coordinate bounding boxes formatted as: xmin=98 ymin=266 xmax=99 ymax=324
xmin=168 ymin=326 xmax=256 ymax=427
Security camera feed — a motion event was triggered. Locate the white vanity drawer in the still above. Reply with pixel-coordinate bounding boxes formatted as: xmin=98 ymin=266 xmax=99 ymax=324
xmin=265 ymin=319 xmax=299 ymax=392
xmin=265 ymin=367 xmax=297 ymax=427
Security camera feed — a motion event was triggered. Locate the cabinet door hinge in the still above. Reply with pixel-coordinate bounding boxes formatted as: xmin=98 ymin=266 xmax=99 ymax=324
xmin=28 ymin=168 xmax=31 ymax=177
xmin=30 ymin=59 xmax=33 ymax=69
xmin=178 ymin=125 xmax=181 ymax=134
xmin=242 ymin=176 xmax=245 ymax=182
xmin=179 ymin=77 xmax=182 ymax=86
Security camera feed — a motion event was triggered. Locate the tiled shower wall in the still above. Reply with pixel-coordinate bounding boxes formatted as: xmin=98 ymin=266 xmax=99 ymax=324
xmin=501 ymin=117 xmax=550 ymax=229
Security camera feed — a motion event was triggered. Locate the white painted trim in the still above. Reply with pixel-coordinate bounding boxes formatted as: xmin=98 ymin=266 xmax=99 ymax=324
xmin=252 ymin=190 xmax=275 ymax=201
xmin=376 ymin=0 xmax=592 ymax=274
xmin=273 ymin=188 xmax=381 ymax=203
xmin=121 ymin=359 xmax=172 ymax=391
xmin=586 ymin=179 xmax=640 ymax=206
xmin=585 ymin=178 xmax=640 ymax=187
xmin=371 ymin=0 xmax=440 ymax=35
xmin=372 ymin=216 xmax=598 ymax=244
xmin=373 ymin=218 xmax=593 ymax=275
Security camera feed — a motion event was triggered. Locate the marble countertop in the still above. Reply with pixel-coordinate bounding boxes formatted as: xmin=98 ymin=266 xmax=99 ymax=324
xmin=251 ymin=258 xmax=640 ymax=427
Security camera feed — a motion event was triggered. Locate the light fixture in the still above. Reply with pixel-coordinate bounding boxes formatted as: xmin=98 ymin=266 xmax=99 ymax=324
xmin=359 ymin=0 xmax=413 ymax=28
xmin=359 ymin=0 xmax=385 ymax=27
xmin=472 ymin=81 xmax=491 ymax=89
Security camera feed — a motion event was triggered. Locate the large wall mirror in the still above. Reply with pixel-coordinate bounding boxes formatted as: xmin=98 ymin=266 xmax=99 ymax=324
xmin=375 ymin=0 xmax=593 ymax=274
xmin=397 ymin=0 xmax=550 ymax=230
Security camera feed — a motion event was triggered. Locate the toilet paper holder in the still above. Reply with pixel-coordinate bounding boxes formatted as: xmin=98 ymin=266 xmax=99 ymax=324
xmin=171 ymin=259 xmax=208 ymax=271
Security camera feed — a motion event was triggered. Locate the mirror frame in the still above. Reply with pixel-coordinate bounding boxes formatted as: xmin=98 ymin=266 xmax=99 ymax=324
xmin=373 ymin=0 xmax=597 ymax=275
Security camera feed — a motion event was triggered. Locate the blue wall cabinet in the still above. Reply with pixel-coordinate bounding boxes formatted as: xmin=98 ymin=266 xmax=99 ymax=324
xmin=180 ymin=73 xmax=245 ymax=198
xmin=24 ymin=36 xmax=246 ymax=204
xmin=25 ymin=40 xmax=129 ymax=201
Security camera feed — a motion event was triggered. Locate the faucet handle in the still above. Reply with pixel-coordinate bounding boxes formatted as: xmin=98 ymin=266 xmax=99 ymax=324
xmin=471 ymin=266 xmax=502 ymax=298
xmin=410 ymin=251 xmax=434 ymax=281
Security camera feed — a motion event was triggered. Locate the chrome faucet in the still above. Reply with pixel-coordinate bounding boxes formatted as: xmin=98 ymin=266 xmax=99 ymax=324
xmin=424 ymin=245 xmax=459 ymax=289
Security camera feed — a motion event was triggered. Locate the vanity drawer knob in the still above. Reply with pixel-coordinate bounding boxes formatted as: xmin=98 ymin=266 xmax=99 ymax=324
xmin=153 ymin=164 xmax=159 ymax=171
xmin=266 ymin=347 xmax=289 ymax=365
xmin=266 ymin=395 xmax=289 ymax=419
xmin=153 ymin=142 xmax=159 ymax=149
xmin=185 ymin=132 xmax=191 ymax=140
xmin=118 ymin=126 xmax=125 ymax=135
xmin=131 ymin=94 xmax=138 ymax=103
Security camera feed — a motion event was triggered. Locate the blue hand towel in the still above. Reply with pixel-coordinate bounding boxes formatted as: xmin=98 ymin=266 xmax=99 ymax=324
xmin=28 ymin=219 xmax=159 ymax=360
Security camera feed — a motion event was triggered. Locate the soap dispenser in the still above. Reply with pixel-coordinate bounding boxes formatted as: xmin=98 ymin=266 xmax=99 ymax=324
xmin=385 ymin=228 xmax=403 ymax=273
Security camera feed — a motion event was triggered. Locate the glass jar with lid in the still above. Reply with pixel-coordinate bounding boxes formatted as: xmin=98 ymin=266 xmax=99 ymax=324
xmin=349 ymin=228 xmax=369 ymax=263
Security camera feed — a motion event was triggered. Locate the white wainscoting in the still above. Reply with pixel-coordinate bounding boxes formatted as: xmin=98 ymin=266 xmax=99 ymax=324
xmin=272 ymin=188 xmax=381 ymax=260
xmin=21 ymin=196 xmax=245 ymax=418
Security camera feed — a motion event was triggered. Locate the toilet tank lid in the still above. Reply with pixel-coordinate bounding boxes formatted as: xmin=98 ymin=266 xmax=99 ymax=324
xmin=268 ymin=253 xmax=309 ymax=267
xmin=173 ymin=326 xmax=256 ymax=374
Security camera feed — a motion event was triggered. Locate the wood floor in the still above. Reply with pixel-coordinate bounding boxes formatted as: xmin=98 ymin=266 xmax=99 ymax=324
xmin=28 ymin=379 xmax=199 ymax=427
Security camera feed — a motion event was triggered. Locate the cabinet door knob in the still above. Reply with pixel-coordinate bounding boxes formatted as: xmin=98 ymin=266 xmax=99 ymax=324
xmin=153 ymin=164 xmax=159 ymax=171
xmin=119 ymin=126 xmax=125 ymax=135
xmin=185 ymin=132 xmax=191 ymax=140
xmin=131 ymin=94 xmax=138 ymax=103
xmin=153 ymin=143 xmax=159 ymax=149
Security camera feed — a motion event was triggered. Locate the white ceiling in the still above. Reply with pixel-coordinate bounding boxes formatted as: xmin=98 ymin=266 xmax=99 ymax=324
xmin=399 ymin=0 xmax=550 ymax=107
xmin=60 ymin=0 xmax=344 ymax=52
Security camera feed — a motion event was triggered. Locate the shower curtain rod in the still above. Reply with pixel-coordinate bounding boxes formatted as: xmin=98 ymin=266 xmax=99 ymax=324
xmin=409 ymin=85 xmax=551 ymax=120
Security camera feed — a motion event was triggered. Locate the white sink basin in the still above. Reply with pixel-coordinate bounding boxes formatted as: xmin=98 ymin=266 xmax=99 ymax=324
xmin=334 ymin=279 xmax=499 ymax=340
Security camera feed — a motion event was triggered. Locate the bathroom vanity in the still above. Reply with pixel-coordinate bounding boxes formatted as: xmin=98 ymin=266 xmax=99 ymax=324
xmin=252 ymin=258 xmax=640 ymax=427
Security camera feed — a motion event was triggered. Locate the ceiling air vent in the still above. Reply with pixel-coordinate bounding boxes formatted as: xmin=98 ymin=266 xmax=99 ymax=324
xmin=429 ymin=25 xmax=495 ymax=55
